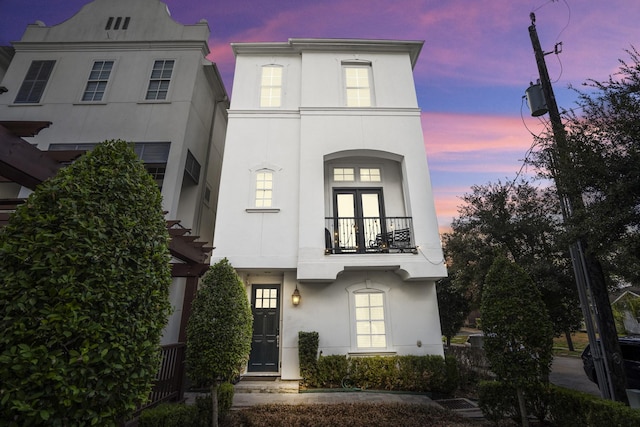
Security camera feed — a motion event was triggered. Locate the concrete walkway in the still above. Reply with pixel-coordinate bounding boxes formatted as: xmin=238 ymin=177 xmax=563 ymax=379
xmin=184 ymin=380 xmax=484 ymax=420
xmin=183 ymin=355 xmax=595 ymax=421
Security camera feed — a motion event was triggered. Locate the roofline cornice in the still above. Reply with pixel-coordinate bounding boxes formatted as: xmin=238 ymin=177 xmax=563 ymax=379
xmin=232 ymin=38 xmax=424 ymax=68
xmin=12 ymin=40 xmax=210 ymax=56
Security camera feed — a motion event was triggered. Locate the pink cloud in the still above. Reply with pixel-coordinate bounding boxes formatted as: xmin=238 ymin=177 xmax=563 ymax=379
xmin=422 ymin=111 xmax=543 ymax=172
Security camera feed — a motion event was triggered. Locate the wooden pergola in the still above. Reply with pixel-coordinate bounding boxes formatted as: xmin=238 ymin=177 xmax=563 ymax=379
xmin=0 ymin=121 xmax=212 ymax=341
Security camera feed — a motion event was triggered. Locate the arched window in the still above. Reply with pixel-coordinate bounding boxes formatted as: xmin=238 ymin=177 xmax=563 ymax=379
xmin=347 ymin=282 xmax=391 ymax=351
xmin=247 ymin=163 xmax=282 ymax=212
xmin=254 ymin=169 xmax=273 ymax=208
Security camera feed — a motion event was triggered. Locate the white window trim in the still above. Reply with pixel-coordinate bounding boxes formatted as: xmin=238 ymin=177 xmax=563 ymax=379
xmin=346 ymin=281 xmax=393 ymax=353
xmin=246 ymin=163 xmax=282 ymax=213
xmin=359 ymin=167 xmax=382 ymax=183
xmin=80 ymin=59 xmax=116 ymax=103
xmin=330 ymin=165 xmax=383 ymax=184
xmin=142 ymin=59 xmax=176 ymax=102
xmin=259 ymin=64 xmax=284 ymax=108
xmin=14 ymin=60 xmax=57 ymax=105
xmin=342 ymin=61 xmax=374 ymax=107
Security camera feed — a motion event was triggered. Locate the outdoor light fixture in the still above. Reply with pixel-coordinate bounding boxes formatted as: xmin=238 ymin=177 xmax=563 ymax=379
xmin=292 ymin=285 xmax=301 ymax=306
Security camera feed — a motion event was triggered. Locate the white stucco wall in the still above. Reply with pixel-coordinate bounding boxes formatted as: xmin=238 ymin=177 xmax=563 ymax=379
xmin=215 ymin=39 xmax=446 ymax=380
xmin=279 ymin=271 xmax=443 ymax=380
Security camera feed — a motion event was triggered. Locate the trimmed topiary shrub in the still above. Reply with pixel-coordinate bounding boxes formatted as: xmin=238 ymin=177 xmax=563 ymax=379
xmin=480 ymin=256 xmax=554 ymax=425
xmin=186 ymin=259 xmax=252 ymax=427
xmin=0 ymin=140 xmax=172 ymax=425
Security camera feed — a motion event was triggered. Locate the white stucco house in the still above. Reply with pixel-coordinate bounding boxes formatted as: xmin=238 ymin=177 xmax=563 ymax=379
xmin=212 ymin=38 xmax=447 ymax=380
xmin=0 ymin=0 xmax=228 ymax=346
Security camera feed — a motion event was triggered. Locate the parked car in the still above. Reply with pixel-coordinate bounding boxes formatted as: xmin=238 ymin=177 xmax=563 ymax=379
xmin=581 ymin=336 xmax=640 ymax=389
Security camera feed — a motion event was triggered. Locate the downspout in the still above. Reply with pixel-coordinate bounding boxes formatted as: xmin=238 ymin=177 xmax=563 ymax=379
xmin=194 ymin=90 xmax=228 ymax=236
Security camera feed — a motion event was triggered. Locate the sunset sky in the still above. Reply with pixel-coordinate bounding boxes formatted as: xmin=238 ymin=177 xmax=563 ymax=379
xmin=2 ymin=0 xmax=638 ymax=231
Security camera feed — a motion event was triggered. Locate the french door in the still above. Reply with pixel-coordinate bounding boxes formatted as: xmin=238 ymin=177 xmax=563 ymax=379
xmin=333 ymin=188 xmax=385 ymax=253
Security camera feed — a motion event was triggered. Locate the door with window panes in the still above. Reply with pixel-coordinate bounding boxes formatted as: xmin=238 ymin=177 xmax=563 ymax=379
xmin=248 ymin=285 xmax=280 ymax=372
xmin=333 ymin=188 xmax=385 ymax=253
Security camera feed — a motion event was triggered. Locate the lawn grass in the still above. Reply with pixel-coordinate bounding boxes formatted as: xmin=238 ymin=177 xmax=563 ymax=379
xmin=224 ymin=403 xmax=491 ymax=426
xmin=446 ymin=335 xmax=470 ymax=346
xmin=446 ymin=329 xmax=591 ymax=358
xmin=552 ymin=331 xmax=590 ymax=357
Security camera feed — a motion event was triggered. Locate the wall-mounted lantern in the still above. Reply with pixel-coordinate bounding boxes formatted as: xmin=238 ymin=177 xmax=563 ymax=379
xmin=292 ymin=285 xmax=301 ymax=306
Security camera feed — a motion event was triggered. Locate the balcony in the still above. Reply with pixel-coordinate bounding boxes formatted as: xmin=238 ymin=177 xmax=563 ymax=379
xmin=325 ymin=216 xmax=416 ymax=254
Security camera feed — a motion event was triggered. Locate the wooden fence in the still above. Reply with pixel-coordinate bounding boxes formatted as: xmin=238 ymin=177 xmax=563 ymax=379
xmin=123 ymin=343 xmax=186 ymax=426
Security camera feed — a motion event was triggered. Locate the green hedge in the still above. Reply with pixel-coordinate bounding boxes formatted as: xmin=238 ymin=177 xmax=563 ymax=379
xmin=316 ymin=354 xmax=349 ymax=388
xmin=298 ymin=332 xmax=319 ymax=385
xmin=548 ymin=386 xmax=640 ymax=427
xmin=479 ymin=380 xmax=640 ymax=426
xmin=139 ymin=403 xmax=200 ymax=427
xmin=301 ymin=354 xmax=459 ymax=395
xmin=139 ymin=383 xmax=234 ymax=427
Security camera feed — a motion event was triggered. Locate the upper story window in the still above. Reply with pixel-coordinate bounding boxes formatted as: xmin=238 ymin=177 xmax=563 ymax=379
xmin=49 ymin=142 xmax=170 ymax=188
xmin=332 ymin=167 xmax=380 ymax=183
xmin=82 ymin=61 xmax=113 ymax=102
xmin=255 ymin=170 xmax=274 ymax=207
xmin=333 ymin=168 xmax=355 ymax=182
xmin=14 ymin=60 xmax=55 ymax=104
xmin=359 ymin=168 xmax=381 ymax=182
xmin=343 ymin=63 xmax=373 ymax=107
xmin=145 ymin=60 xmax=174 ymax=101
xmin=260 ymin=65 xmax=283 ymax=107
xmin=184 ymin=150 xmax=201 ymax=185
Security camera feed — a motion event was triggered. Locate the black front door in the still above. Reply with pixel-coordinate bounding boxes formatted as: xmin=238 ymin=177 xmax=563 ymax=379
xmin=248 ymin=285 xmax=280 ymax=372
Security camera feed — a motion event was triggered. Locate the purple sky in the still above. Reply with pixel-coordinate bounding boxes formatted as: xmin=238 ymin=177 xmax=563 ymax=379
xmin=2 ymin=0 xmax=638 ymax=231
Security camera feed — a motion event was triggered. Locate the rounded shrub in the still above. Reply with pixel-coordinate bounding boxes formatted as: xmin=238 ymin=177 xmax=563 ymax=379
xmin=0 ymin=140 xmax=172 ymax=425
xmin=186 ymin=259 xmax=252 ymax=426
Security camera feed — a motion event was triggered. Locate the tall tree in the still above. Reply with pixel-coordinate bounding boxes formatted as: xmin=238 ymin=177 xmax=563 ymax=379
xmin=481 ymin=256 xmax=554 ymax=427
xmin=186 ymin=259 xmax=253 ymax=427
xmin=530 ymin=47 xmax=640 ymax=287
xmin=443 ymin=180 xmax=582 ymax=344
xmin=528 ymin=47 xmax=640 ymax=400
xmin=0 ymin=140 xmax=172 ymax=425
xmin=436 ymin=277 xmax=471 ymax=347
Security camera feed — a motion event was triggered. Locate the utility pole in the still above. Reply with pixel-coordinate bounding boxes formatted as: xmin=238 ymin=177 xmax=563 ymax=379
xmin=528 ymin=12 xmax=628 ymax=402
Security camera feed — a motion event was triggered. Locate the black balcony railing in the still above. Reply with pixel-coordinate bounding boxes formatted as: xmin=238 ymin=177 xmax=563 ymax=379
xmin=325 ymin=216 xmax=415 ymax=254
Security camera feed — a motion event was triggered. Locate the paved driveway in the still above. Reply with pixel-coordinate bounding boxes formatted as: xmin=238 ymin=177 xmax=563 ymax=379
xmin=550 ymin=356 xmax=600 ymax=396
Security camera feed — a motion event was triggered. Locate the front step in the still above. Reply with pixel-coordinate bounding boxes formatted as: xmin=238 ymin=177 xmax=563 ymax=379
xmin=234 ymin=377 xmax=299 ymax=394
